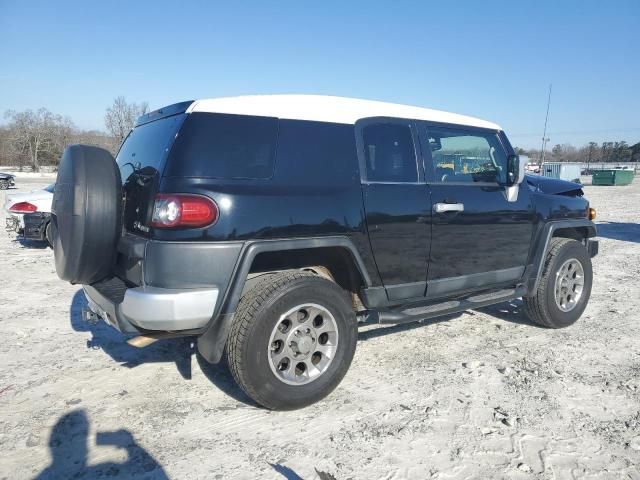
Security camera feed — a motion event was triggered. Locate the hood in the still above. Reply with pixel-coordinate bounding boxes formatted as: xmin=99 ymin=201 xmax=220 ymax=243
xmin=0 ymin=172 xmax=15 ymax=179
xmin=526 ymin=174 xmax=583 ymax=196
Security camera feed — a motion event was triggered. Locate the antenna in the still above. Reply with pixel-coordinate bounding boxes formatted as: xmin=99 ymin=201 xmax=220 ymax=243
xmin=540 ymin=84 xmax=552 ymax=165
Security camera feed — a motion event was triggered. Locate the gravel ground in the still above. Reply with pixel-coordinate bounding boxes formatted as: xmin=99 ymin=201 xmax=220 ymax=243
xmin=1 ymin=174 xmax=639 ymax=480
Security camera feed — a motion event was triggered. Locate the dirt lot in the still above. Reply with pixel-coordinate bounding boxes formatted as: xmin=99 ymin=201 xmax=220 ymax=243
xmin=1 ymin=174 xmax=639 ymax=480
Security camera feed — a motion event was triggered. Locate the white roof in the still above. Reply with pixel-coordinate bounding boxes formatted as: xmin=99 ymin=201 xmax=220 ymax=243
xmin=186 ymin=95 xmax=501 ymax=130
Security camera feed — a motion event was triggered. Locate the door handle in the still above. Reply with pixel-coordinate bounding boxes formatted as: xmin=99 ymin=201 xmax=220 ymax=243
xmin=434 ymin=202 xmax=464 ymax=213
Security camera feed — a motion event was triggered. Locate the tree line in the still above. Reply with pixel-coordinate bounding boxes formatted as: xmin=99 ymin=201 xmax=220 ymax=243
xmin=516 ymin=140 xmax=640 ymax=165
xmin=1 ymin=100 xmax=639 ymax=170
xmin=0 ymin=97 xmax=148 ymax=171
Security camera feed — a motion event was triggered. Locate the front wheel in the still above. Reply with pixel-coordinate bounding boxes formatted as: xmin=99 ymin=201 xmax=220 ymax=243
xmin=227 ymin=271 xmax=357 ymax=410
xmin=0 ymin=179 xmax=8 ymax=190
xmin=523 ymin=238 xmax=593 ymax=328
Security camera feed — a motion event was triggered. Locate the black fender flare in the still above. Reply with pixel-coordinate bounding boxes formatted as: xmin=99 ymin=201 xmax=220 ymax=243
xmin=197 ymin=236 xmax=372 ymax=363
xmin=525 ymin=219 xmax=597 ymax=294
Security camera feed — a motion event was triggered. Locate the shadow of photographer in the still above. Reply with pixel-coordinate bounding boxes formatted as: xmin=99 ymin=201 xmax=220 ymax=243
xmin=34 ymin=409 xmax=168 ymax=480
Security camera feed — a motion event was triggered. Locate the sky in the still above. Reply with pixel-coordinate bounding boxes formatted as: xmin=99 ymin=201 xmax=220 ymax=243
xmin=1 ymin=0 xmax=638 ymax=149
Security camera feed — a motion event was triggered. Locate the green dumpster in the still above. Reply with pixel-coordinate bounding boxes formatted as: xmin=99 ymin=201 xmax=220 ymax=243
xmin=592 ymin=169 xmax=635 ymax=186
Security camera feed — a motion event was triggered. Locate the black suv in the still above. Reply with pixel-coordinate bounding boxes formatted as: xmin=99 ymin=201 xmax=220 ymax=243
xmin=51 ymin=95 xmax=598 ymax=410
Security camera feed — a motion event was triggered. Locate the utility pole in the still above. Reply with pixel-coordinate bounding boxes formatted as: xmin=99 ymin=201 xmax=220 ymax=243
xmin=540 ymin=84 xmax=552 ymax=166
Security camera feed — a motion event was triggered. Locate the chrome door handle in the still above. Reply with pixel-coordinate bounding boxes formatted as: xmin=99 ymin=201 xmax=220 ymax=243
xmin=434 ymin=202 xmax=464 ymax=213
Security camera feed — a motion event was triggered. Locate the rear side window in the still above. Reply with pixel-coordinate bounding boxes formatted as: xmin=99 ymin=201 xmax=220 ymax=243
xmin=116 ymin=114 xmax=185 ymax=183
xmin=275 ymin=120 xmax=359 ymax=185
xmin=165 ymin=113 xmax=278 ymax=179
xmin=362 ymin=123 xmax=417 ymax=182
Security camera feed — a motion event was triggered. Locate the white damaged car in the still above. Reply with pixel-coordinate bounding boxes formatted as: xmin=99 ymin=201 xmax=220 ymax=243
xmin=4 ymin=183 xmax=54 ymax=244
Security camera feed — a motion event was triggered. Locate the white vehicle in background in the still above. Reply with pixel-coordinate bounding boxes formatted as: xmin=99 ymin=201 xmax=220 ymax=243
xmin=4 ymin=184 xmax=55 ymax=244
xmin=525 ymin=163 xmax=540 ymax=174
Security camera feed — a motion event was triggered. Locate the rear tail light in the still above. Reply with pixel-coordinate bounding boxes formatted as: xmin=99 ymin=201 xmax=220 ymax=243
xmin=151 ymin=194 xmax=218 ymax=228
xmin=8 ymin=201 xmax=38 ymax=213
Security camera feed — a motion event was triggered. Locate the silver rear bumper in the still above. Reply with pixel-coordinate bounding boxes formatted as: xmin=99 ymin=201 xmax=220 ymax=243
xmin=83 ymin=284 xmax=219 ymax=332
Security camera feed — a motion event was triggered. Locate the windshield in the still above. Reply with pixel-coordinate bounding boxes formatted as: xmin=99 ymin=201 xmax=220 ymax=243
xmin=116 ymin=114 xmax=186 ymax=183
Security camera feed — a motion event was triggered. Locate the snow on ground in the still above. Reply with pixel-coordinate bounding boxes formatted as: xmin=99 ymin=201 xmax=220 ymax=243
xmin=0 ymin=176 xmax=639 ymax=479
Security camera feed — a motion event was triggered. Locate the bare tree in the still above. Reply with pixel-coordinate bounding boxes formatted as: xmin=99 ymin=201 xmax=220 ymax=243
xmin=73 ymin=129 xmax=119 ymax=155
xmin=104 ymin=96 xmax=149 ymax=145
xmin=3 ymin=108 xmax=69 ymax=171
xmin=1 ymin=106 xmax=124 ymax=169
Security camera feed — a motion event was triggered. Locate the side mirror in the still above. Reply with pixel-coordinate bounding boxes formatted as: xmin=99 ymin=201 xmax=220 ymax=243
xmin=506 ymin=154 xmax=526 ymax=186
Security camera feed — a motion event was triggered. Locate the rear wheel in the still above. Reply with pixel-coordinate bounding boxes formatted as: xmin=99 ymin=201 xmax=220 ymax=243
xmin=523 ymin=238 xmax=593 ymax=328
xmin=227 ymin=271 xmax=357 ymax=410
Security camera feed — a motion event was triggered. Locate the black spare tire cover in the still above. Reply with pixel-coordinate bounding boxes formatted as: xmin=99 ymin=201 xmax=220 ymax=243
xmin=52 ymin=145 xmax=122 ymax=284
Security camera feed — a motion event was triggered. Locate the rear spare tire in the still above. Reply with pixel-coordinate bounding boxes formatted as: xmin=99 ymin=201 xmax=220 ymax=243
xmin=51 ymin=145 xmax=121 ymax=284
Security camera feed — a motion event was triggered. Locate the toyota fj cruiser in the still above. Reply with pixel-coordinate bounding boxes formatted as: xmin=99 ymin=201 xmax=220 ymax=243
xmin=51 ymin=95 xmax=598 ymax=410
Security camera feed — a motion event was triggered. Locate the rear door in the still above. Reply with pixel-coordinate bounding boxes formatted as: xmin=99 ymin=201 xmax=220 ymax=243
xmin=357 ymin=118 xmax=432 ymax=301
xmin=416 ymin=122 xmax=535 ymax=299
xmin=116 ymin=114 xmax=186 ymax=235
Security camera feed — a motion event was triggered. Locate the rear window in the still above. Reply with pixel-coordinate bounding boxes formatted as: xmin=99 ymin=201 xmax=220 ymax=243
xmin=165 ymin=113 xmax=278 ymax=179
xmin=116 ymin=114 xmax=185 ymax=182
xmin=362 ymin=123 xmax=417 ymax=182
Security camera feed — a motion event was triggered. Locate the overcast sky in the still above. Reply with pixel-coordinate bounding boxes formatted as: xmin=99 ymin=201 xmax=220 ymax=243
xmin=1 ymin=0 xmax=638 ymax=149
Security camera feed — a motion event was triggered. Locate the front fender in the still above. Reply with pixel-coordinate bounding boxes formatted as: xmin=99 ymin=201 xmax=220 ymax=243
xmin=525 ymin=219 xmax=597 ymax=294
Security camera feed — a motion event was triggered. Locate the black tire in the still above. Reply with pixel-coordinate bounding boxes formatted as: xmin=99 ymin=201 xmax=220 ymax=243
xmin=0 ymin=179 xmax=8 ymax=190
xmin=51 ymin=145 xmax=121 ymax=284
xmin=227 ymin=271 xmax=357 ymax=410
xmin=523 ymin=238 xmax=593 ymax=328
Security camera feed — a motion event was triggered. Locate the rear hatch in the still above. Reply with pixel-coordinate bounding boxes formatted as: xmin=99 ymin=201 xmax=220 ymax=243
xmin=116 ymin=111 xmax=187 ymax=234
xmin=117 ymin=104 xmax=279 ymax=237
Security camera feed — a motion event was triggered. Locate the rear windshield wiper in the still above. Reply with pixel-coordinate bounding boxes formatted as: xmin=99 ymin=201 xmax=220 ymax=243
xmin=120 ymin=162 xmax=155 ymax=186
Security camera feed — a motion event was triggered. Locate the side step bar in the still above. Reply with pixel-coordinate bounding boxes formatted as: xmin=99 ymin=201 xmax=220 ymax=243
xmin=369 ymin=286 xmax=527 ymax=325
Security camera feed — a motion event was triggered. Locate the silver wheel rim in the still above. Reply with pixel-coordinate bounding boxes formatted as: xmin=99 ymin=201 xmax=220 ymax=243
xmin=554 ymin=258 xmax=585 ymax=312
xmin=267 ymin=303 xmax=339 ymax=386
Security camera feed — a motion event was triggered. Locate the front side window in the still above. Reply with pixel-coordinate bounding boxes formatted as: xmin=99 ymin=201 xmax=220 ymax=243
xmin=425 ymin=127 xmax=507 ymax=184
xmin=362 ymin=123 xmax=418 ymax=182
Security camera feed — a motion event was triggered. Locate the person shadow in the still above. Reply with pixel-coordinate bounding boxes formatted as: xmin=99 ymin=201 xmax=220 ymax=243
xmin=34 ymin=409 xmax=168 ymax=480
